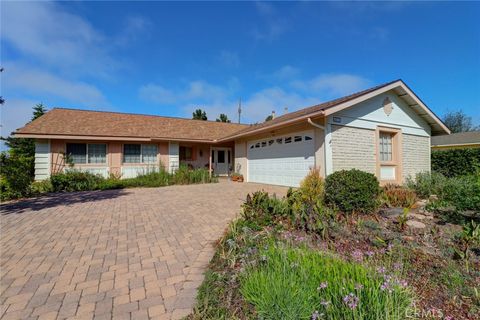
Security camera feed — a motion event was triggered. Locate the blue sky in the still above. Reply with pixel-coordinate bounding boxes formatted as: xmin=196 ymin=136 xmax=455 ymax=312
xmin=1 ymin=1 xmax=479 ymax=140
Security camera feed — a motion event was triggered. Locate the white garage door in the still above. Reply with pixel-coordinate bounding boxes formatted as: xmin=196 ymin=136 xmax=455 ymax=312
xmin=247 ymin=130 xmax=315 ymax=187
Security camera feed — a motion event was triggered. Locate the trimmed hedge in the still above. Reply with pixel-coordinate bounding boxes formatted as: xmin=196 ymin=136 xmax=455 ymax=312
xmin=432 ymin=148 xmax=480 ymax=177
xmin=325 ymin=169 xmax=380 ymax=214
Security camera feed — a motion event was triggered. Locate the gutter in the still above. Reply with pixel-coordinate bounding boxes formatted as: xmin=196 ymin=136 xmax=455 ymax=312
xmin=307 ymin=117 xmax=325 ymax=130
xmin=217 ymin=111 xmax=326 ymax=142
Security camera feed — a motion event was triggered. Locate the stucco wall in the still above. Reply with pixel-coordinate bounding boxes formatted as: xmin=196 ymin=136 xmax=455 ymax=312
xmin=331 ymin=125 xmax=376 ymax=174
xmin=402 ymin=134 xmax=431 ymax=180
xmin=48 ymin=140 xmax=170 ymax=178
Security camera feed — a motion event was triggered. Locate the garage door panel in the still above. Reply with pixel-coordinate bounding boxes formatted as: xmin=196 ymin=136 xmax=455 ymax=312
xmin=247 ymin=131 xmax=315 ymax=187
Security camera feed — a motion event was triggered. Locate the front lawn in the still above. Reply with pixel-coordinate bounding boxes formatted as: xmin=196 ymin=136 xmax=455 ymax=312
xmin=187 ymin=169 xmax=480 ymax=320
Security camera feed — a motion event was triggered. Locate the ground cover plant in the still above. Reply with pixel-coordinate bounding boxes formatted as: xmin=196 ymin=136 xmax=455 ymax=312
xmin=188 ymin=169 xmax=480 ymax=320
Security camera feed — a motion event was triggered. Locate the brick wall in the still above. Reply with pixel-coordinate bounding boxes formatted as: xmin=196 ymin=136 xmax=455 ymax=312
xmin=331 ymin=125 xmax=376 ymax=174
xmin=402 ymin=134 xmax=430 ymax=180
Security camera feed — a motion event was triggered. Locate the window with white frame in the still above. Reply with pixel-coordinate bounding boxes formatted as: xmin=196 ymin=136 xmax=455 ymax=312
xmin=66 ymin=143 xmax=107 ymax=164
xmin=379 ymin=132 xmax=393 ymax=162
xmin=123 ymin=144 xmax=158 ymax=163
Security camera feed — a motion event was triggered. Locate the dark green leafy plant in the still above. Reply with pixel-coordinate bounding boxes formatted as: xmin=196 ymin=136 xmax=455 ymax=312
xmin=50 ymin=171 xmax=104 ymax=192
xmin=325 ymin=169 xmax=380 ymax=214
xmin=432 ymin=148 xmax=480 ymax=178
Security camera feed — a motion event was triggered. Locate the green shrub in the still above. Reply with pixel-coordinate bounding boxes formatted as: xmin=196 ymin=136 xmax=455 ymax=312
xmin=325 ymin=169 xmax=380 ymax=214
xmin=405 ymin=171 xmax=447 ymax=199
xmin=0 ymin=153 xmax=34 ymax=200
xmin=298 ymin=168 xmax=325 ymax=203
xmin=241 ymin=191 xmax=291 ymax=226
xmin=432 ymin=148 xmax=480 ymax=178
xmin=407 ymin=172 xmax=480 ymax=213
xmin=441 ymin=175 xmax=480 ymax=212
xmin=172 ymin=165 xmax=214 ymax=184
xmin=380 ymin=184 xmax=417 ymax=208
xmin=240 ymin=244 xmax=412 ymax=320
xmin=30 ymin=180 xmax=53 ymax=195
xmin=50 ymin=171 xmax=104 ymax=192
xmin=121 ymin=170 xmax=171 ymax=188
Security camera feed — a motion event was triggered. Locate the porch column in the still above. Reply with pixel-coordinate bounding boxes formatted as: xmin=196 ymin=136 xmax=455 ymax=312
xmin=209 ymin=146 xmax=212 ymax=177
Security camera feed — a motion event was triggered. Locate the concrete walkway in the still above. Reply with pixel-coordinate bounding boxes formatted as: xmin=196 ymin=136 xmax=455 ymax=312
xmin=0 ymin=182 xmax=287 ymax=320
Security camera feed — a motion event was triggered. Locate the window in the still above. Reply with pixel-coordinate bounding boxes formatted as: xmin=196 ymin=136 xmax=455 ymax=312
xmin=284 ymin=137 xmax=292 ymax=144
xmin=66 ymin=143 xmax=87 ymax=164
xmin=88 ymin=144 xmax=106 ymax=163
xmin=123 ymin=144 xmax=158 ymax=163
xmin=268 ymin=140 xmax=274 ymax=146
xmin=294 ymin=136 xmax=302 ymax=142
xmin=124 ymin=144 xmax=141 ymax=163
xmin=304 ymin=135 xmax=313 ymax=141
xmin=261 ymin=141 xmax=267 ymax=147
xmin=179 ymin=146 xmax=193 ymax=161
xmin=142 ymin=145 xmax=158 ymax=163
xmin=379 ymin=133 xmax=393 ymax=162
xmin=66 ymin=143 xmax=106 ymax=164
xmin=255 ymin=143 xmax=260 ymax=148
xmin=218 ymin=150 xmax=225 ymax=163
xmin=276 ymin=138 xmax=283 ymax=144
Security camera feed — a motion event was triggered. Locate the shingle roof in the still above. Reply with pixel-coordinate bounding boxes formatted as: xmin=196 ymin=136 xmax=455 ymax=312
xmin=431 ymin=131 xmax=480 ymax=146
xmin=219 ymin=79 xmax=401 ymax=139
xmin=14 ymin=79 xmax=447 ymax=142
xmin=14 ymin=108 xmax=249 ymax=141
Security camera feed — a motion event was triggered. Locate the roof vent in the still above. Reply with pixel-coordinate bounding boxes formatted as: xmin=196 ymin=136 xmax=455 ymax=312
xmin=271 ymin=110 xmax=276 ymax=119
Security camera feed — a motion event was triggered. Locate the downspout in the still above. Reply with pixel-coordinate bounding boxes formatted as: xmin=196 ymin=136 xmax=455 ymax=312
xmin=307 ymin=117 xmax=325 ymax=130
xmin=307 ymin=117 xmax=328 ymax=178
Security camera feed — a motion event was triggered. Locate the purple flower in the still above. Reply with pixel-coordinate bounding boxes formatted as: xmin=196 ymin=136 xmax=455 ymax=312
xmin=393 ymin=262 xmax=403 ymax=270
xmin=343 ymin=293 xmax=359 ymax=309
xmin=365 ymin=250 xmax=375 ymax=257
xmin=376 ymin=266 xmax=386 ymax=274
xmin=311 ymin=310 xmax=323 ymax=320
xmin=317 ymin=281 xmax=328 ymax=290
xmin=320 ymin=300 xmax=330 ymax=307
xmin=351 ymin=249 xmax=364 ymax=262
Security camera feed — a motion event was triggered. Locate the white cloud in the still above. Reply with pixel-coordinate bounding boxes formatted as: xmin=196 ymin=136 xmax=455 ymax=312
xmin=1 ymin=1 xmax=115 ymax=76
xmin=252 ymin=1 xmax=288 ymax=41
xmin=0 ymin=99 xmax=38 ymax=147
xmin=139 ymin=84 xmax=176 ymax=104
xmin=115 ymin=15 xmax=152 ymax=47
xmin=139 ymin=73 xmax=372 ymax=124
xmin=218 ymin=50 xmax=240 ymax=68
xmin=291 ymin=74 xmax=372 ymax=97
xmin=4 ymin=63 xmax=108 ymax=107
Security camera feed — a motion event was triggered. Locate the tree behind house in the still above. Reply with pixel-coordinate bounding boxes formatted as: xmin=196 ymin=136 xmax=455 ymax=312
xmin=216 ymin=113 xmax=231 ymax=123
xmin=442 ymin=110 xmax=479 ymax=133
xmin=0 ymin=104 xmax=47 ymax=199
xmin=192 ymin=109 xmax=208 ymax=120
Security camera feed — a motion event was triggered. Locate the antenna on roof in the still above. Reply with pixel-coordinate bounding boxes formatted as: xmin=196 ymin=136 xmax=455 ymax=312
xmin=238 ymin=98 xmax=242 ymax=124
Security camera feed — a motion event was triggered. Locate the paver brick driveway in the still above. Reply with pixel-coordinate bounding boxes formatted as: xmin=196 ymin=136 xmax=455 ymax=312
xmin=0 ymin=182 xmax=287 ymax=320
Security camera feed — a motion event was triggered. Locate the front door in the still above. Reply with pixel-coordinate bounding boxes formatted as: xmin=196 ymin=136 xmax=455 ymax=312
xmin=212 ymin=148 xmax=230 ymax=175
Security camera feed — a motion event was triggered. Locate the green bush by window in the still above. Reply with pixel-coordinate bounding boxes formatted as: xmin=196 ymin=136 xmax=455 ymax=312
xmin=432 ymin=148 xmax=480 ymax=177
xmin=325 ymin=169 xmax=380 ymax=214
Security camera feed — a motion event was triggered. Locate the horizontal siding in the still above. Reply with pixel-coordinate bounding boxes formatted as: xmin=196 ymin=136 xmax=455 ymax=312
xmin=35 ymin=141 xmax=50 ymax=181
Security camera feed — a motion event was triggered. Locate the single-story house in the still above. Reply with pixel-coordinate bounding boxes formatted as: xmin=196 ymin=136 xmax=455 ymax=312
xmin=13 ymin=79 xmax=450 ymax=187
xmin=431 ymin=131 xmax=480 ymax=150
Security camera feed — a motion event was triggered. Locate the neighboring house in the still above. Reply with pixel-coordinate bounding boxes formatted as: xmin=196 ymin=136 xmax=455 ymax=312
xmin=13 ymin=79 xmax=450 ymax=187
xmin=431 ymin=131 xmax=480 ymax=150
